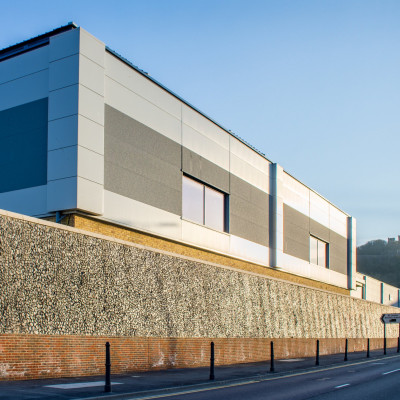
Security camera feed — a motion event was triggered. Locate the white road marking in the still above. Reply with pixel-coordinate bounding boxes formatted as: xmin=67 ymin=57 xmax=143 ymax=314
xmin=382 ymin=368 xmax=400 ymax=375
xmin=45 ymin=381 xmax=122 ymax=389
xmin=335 ymin=384 xmax=350 ymax=389
xmin=279 ymin=358 xmax=305 ymax=362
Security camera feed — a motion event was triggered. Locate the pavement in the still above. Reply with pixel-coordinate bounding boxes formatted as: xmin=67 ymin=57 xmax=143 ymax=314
xmin=0 ymin=346 xmax=399 ymax=400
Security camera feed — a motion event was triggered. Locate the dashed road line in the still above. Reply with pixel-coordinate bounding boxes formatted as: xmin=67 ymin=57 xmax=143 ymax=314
xmin=382 ymin=368 xmax=400 ymax=375
xmin=335 ymin=384 xmax=350 ymax=389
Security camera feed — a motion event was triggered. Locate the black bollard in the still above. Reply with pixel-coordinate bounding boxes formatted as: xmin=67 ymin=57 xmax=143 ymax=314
xmin=209 ymin=342 xmax=215 ymax=380
xmin=344 ymin=339 xmax=348 ymax=362
xmin=104 ymin=342 xmax=111 ymax=393
xmin=367 ymin=338 xmax=370 ymax=358
xmin=316 ymin=340 xmax=320 ymax=366
xmin=270 ymin=341 xmax=275 ymax=372
xmin=384 ymin=337 xmax=387 ymax=355
xmin=397 ymin=337 xmax=400 ymax=353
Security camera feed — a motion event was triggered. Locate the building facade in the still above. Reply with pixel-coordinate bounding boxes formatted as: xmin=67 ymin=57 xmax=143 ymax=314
xmin=0 ymin=24 xmax=356 ymax=293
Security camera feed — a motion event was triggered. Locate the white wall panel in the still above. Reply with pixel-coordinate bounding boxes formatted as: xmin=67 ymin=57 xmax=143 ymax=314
xmin=0 ymin=186 xmax=47 ymax=216
xmin=0 ymin=46 xmax=49 ymax=85
xmin=230 ymin=136 xmax=270 ymax=173
xmin=79 ymin=28 xmax=105 ymax=68
xmin=182 ymin=104 xmax=229 ymax=150
xmin=78 ymin=84 xmax=104 ymax=125
xmin=310 ymin=191 xmax=330 ymax=227
xmin=103 ymin=190 xmax=181 ymax=240
xmin=0 ymin=70 xmax=48 ymax=112
xmin=281 ymin=253 xmax=348 ymax=289
xmin=78 ymin=146 xmax=104 ymax=184
xmin=229 ymin=235 xmax=269 ymax=266
xmin=105 ymin=77 xmax=181 ymax=144
xmin=282 ymin=172 xmax=309 ymax=216
xmin=105 ymin=53 xmax=181 ymax=119
xmin=80 ymin=55 xmax=104 ymax=96
xmin=182 ymin=219 xmax=230 ymax=254
xmin=230 ymin=154 xmax=269 ymax=193
xmin=329 ymin=205 xmax=348 ymax=237
xmin=182 ymin=123 xmax=229 ymax=171
xmin=77 ymin=177 xmax=103 ymax=215
xmin=78 ymin=115 xmax=104 ymax=155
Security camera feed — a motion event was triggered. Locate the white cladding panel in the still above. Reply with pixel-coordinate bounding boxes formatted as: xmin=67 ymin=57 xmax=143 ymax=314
xmin=0 ymin=70 xmax=48 ymax=112
xmin=282 ymin=172 xmax=309 ymax=216
xmin=0 ymin=186 xmax=47 ymax=216
xmin=78 ymin=84 xmax=104 ymax=126
xmin=105 ymin=53 xmax=181 ymax=119
xmin=77 ymin=146 xmax=104 ymax=185
xmin=78 ymin=115 xmax=104 ymax=155
xmin=80 ymin=55 xmax=105 ymax=96
xmin=281 ymin=252 xmax=348 ymax=288
xmin=182 ymin=123 xmax=229 ymax=171
xmin=230 ymin=153 xmax=269 ymax=194
xmin=229 ymin=235 xmax=269 ymax=266
xmin=182 ymin=219 xmax=230 ymax=253
xmin=103 ymin=190 xmax=181 ymax=240
xmin=310 ymin=191 xmax=330 ymax=227
xmin=182 ymin=104 xmax=229 ymax=150
xmin=77 ymin=177 xmax=103 ymax=215
xmin=0 ymin=46 xmax=49 ymax=85
xmin=79 ymin=28 xmax=105 ymax=68
xmin=105 ymin=77 xmax=181 ymax=143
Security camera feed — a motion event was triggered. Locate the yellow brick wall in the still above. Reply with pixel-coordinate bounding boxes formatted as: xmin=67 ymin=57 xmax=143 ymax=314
xmin=65 ymin=213 xmax=349 ymax=296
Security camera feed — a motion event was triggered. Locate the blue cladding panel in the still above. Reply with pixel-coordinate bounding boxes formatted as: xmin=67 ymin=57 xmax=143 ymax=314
xmin=0 ymin=98 xmax=48 ymax=193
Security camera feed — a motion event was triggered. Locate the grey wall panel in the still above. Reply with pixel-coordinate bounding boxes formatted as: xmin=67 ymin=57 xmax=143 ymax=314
xmin=229 ymin=174 xmax=269 ymax=246
xmin=182 ymin=147 xmax=229 ymax=193
xmin=283 ymin=204 xmax=348 ymax=274
xmin=104 ymin=105 xmax=182 ymax=215
xmin=310 ymin=219 xmax=330 ymax=242
xmin=0 ymin=98 xmax=48 ymax=193
xmin=329 ymin=231 xmax=348 ymax=274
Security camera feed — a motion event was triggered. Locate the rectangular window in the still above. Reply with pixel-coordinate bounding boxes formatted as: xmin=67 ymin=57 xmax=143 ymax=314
xmin=182 ymin=175 xmax=227 ymax=232
xmin=310 ymin=236 xmax=328 ymax=268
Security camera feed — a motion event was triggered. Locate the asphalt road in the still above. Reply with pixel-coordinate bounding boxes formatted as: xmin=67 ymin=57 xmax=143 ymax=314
xmin=137 ymin=357 xmax=400 ymax=400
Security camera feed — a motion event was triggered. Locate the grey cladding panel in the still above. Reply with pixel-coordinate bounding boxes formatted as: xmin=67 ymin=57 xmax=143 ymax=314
xmin=104 ymin=105 xmax=181 ymax=215
xmin=283 ymin=204 xmax=348 ymax=275
xmin=0 ymin=98 xmax=48 ymax=193
xmin=182 ymin=148 xmax=229 ymax=193
xmin=229 ymin=174 xmax=269 ymax=246
xmin=329 ymin=231 xmax=348 ymax=274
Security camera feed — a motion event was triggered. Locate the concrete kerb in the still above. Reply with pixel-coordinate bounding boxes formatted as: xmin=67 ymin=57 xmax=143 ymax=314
xmin=75 ymin=353 xmax=400 ymax=400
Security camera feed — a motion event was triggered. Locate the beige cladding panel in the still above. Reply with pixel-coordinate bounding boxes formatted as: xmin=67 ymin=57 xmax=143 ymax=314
xmin=310 ymin=219 xmax=330 ymax=242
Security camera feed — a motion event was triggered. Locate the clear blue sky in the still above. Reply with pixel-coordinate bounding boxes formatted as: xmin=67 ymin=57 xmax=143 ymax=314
xmin=1 ymin=0 xmax=399 ymax=245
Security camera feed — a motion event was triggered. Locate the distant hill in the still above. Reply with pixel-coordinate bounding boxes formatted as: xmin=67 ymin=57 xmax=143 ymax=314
xmin=357 ymin=239 xmax=400 ymax=288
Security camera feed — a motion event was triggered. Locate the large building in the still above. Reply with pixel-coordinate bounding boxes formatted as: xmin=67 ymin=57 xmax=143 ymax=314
xmin=0 ymin=23 xmax=357 ymax=294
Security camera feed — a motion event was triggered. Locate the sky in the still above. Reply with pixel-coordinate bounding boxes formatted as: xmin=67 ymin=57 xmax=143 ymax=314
xmin=0 ymin=0 xmax=399 ymax=245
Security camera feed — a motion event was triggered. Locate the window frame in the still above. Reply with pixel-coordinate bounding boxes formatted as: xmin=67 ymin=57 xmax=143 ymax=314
xmin=309 ymin=235 xmax=329 ymax=268
xmin=182 ymin=174 xmax=229 ymax=233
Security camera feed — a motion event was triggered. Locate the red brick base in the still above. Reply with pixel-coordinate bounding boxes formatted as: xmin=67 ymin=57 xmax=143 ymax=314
xmin=0 ymin=334 xmax=396 ymax=380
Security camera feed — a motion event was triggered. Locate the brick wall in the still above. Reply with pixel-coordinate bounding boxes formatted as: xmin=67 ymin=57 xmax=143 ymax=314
xmin=0 ymin=334 xmax=396 ymax=380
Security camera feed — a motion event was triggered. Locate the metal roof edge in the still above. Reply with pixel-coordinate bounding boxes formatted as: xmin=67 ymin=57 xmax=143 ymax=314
xmin=105 ymin=46 xmax=273 ymax=164
xmin=0 ymin=22 xmax=77 ymax=62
